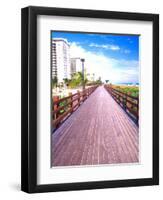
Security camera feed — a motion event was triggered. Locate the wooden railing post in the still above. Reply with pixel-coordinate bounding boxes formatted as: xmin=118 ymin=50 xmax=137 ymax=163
xmin=81 ymin=90 xmax=84 ymax=102
xmin=53 ymin=96 xmax=59 ymax=128
xmin=77 ymin=90 xmax=80 ymax=107
xmin=80 ymin=91 xmax=83 ymax=103
xmin=124 ymin=93 xmax=127 ymax=111
xmin=87 ymin=88 xmax=89 ymax=98
xmin=68 ymin=92 xmax=73 ymax=113
xmin=127 ymin=92 xmax=131 ymax=112
xmin=136 ymin=98 xmax=139 ymax=125
xmin=88 ymin=88 xmax=90 ymax=97
xmin=83 ymin=89 xmax=86 ymax=102
xmin=90 ymin=87 xmax=92 ymax=95
xmin=85 ymin=89 xmax=87 ymax=100
xmin=110 ymin=87 xmax=112 ymax=96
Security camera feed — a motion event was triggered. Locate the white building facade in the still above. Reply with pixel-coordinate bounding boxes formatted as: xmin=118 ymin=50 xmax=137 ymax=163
xmin=51 ymin=38 xmax=71 ymax=83
xmin=70 ymin=57 xmax=83 ymax=76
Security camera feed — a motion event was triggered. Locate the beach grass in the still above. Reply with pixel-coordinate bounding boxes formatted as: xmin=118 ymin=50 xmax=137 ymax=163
xmin=112 ymin=85 xmax=139 ymax=97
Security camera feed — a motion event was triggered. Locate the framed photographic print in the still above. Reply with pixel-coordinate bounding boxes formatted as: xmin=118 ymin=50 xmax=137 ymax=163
xmin=21 ymin=6 xmax=159 ymax=193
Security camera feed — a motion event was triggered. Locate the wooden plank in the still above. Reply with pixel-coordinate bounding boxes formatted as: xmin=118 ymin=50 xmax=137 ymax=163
xmin=52 ymin=86 xmax=139 ymax=167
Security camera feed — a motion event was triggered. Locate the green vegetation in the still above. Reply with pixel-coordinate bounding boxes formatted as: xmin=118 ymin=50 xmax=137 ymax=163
xmin=112 ymin=85 xmax=139 ymax=97
xmin=52 ymin=72 xmax=102 ymax=90
xmin=59 ymin=99 xmax=69 ymax=114
xmin=86 ymin=76 xmax=102 ymax=86
xmin=69 ymin=72 xmax=83 ymax=88
xmin=68 ymin=72 xmax=102 ymax=88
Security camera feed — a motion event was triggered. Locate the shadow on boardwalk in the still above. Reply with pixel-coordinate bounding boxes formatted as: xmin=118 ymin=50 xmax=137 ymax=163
xmin=52 ymin=86 xmax=139 ymax=167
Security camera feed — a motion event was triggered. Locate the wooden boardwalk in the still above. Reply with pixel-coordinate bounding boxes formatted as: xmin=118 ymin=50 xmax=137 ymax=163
xmin=52 ymin=86 xmax=139 ymax=167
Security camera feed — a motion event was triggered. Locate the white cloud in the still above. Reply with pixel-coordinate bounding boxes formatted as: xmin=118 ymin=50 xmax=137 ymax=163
xmin=89 ymin=43 xmax=120 ymax=51
xmin=127 ymin=38 xmax=134 ymax=44
xmin=70 ymin=42 xmax=139 ymax=83
xmin=123 ymin=49 xmax=131 ymax=54
xmin=69 ymin=41 xmax=81 ymax=45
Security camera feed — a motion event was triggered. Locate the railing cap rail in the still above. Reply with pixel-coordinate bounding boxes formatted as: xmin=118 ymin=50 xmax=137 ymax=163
xmin=53 ymin=85 xmax=98 ymax=104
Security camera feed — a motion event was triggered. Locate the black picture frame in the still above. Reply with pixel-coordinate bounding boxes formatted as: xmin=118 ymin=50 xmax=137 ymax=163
xmin=21 ymin=6 xmax=159 ymax=193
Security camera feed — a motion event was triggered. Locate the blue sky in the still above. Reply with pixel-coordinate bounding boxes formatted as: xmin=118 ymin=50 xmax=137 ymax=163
xmin=52 ymin=31 xmax=139 ymax=83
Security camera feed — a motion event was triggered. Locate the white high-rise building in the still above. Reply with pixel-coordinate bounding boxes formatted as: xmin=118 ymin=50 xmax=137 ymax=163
xmin=51 ymin=38 xmax=70 ymax=83
xmin=70 ymin=57 xmax=83 ymax=76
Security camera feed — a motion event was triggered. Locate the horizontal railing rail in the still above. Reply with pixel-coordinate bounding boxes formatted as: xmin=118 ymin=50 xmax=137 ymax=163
xmin=52 ymin=85 xmax=98 ymax=129
xmin=104 ymin=85 xmax=139 ymax=125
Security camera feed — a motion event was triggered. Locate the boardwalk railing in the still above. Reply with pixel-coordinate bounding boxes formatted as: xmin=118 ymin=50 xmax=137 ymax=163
xmin=52 ymin=85 xmax=98 ymax=129
xmin=104 ymin=85 xmax=139 ymax=125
